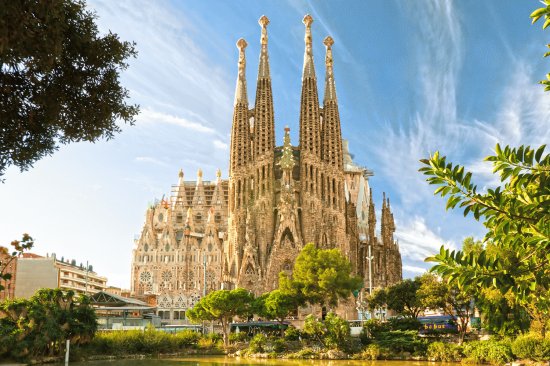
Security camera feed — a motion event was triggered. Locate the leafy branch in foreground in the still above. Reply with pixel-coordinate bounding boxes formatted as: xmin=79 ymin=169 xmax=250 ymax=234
xmin=531 ymin=1 xmax=550 ymax=91
xmin=0 ymin=234 xmax=34 ymax=292
xmin=420 ymin=144 xmax=549 ymax=336
xmin=0 ymin=0 xmax=139 ymax=179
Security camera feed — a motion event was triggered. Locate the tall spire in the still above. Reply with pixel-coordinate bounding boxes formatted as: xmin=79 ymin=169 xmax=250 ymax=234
xmin=230 ymin=38 xmax=252 ymax=174
xmin=258 ymin=15 xmax=270 ymax=79
xmin=234 ymin=38 xmax=248 ymax=106
xmin=299 ymin=14 xmax=321 ymax=157
xmin=321 ymin=35 xmax=343 ymax=169
xmin=302 ymin=14 xmax=316 ymax=79
xmin=323 ymin=36 xmax=337 ymax=104
xmin=253 ymin=15 xmax=275 ymax=158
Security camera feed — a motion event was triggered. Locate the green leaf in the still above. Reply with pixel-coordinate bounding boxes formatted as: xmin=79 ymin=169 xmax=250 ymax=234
xmin=530 ymin=7 xmax=547 ymax=21
xmin=535 ymin=145 xmax=546 ymax=162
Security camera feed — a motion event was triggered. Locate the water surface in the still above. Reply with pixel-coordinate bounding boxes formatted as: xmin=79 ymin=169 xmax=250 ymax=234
xmin=65 ymin=357 xmax=452 ymax=366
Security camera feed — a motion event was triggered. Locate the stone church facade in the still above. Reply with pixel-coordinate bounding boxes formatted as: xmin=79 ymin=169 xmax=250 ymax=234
xmin=131 ymin=15 xmax=402 ymax=321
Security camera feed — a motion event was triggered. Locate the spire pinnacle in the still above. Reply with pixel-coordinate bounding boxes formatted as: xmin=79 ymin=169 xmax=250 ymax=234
xmin=234 ymin=38 xmax=248 ymax=105
xmin=257 ymin=16 xmax=270 ymax=79
xmin=303 ymin=14 xmax=313 ymax=48
xmin=259 ymin=15 xmax=269 ymax=45
xmin=178 ymin=168 xmax=184 ymax=186
xmin=323 ymin=36 xmax=337 ymax=103
xmin=216 ymin=168 xmax=222 ymax=179
xmin=302 ymin=14 xmax=316 ymax=79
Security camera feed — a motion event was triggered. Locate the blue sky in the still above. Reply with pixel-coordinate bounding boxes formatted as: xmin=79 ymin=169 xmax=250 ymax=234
xmin=1 ymin=0 xmax=549 ymax=288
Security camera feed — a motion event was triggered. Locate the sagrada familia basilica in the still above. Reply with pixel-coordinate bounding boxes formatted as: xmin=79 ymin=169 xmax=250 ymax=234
xmin=131 ymin=15 xmax=402 ymax=321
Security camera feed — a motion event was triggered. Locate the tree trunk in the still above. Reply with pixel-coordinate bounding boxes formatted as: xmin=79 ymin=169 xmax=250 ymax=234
xmin=458 ymin=317 xmax=469 ymax=345
xmin=278 ymin=318 xmax=285 ymax=337
xmin=221 ymin=318 xmax=229 ymax=348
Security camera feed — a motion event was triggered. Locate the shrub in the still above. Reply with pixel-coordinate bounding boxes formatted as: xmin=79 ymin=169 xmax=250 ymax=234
xmin=229 ymin=331 xmax=248 ymax=343
xmin=360 ymin=319 xmax=390 ymax=343
xmin=354 ymin=344 xmax=381 ymax=360
xmin=287 ymin=347 xmax=319 ymax=359
xmin=427 ymin=341 xmax=463 ymax=362
xmin=512 ymin=333 xmax=550 ymax=361
xmin=174 ymin=330 xmax=201 ymax=348
xmin=323 ymin=312 xmax=352 ymax=350
xmin=374 ymin=330 xmax=427 ymax=356
xmin=204 ymin=332 xmax=222 ymax=342
xmin=197 ymin=337 xmax=216 ymax=350
xmin=463 ymin=340 xmax=513 ymax=365
xmin=486 ymin=340 xmax=513 ymax=365
xmin=388 ymin=317 xmax=421 ymax=331
xmin=271 ymin=338 xmax=287 ymax=353
xmin=284 ymin=326 xmax=301 ymax=341
xmin=248 ymin=333 xmax=268 ymax=353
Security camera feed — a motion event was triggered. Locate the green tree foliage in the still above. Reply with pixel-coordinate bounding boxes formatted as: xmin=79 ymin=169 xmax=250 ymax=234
xmin=385 ymin=278 xmax=423 ymax=318
xmin=186 ymin=288 xmax=254 ymax=347
xmin=254 ymin=289 xmax=299 ymax=335
xmin=366 ymin=288 xmax=387 ymax=314
xmin=0 ymin=288 xmax=97 ymax=360
xmin=0 ymin=0 xmax=138 ymax=179
xmin=531 ymin=2 xmax=550 ymax=91
xmin=0 ymin=233 xmax=33 ymax=292
xmin=279 ymin=243 xmax=362 ymax=308
xmin=303 ymin=312 xmax=351 ymax=350
xmin=417 ymin=272 xmax=473 ymax=343
xmin=421 ymin=144 xmax=550 ymax=336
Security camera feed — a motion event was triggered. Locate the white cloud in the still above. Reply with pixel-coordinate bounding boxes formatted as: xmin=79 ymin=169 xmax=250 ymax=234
xmin=402 ymin=265 xmax=428 ymax=275
xmin=395 ymin=216 xmax=457 ymax=262
xmin=135 ymin=156 xmax=170 ymax=167
xmin=213 ymin=139 xmax=228 ymax=150
xmin=136 ymin=108 xmax=216 ymax=134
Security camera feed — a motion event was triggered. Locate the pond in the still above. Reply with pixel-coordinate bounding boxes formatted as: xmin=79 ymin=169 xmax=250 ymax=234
xmin=62 ymin=357 xmax=451 ymax=366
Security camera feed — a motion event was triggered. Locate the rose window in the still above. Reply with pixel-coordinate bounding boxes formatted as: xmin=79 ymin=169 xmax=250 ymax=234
xmin=140 ymin=271 xmax=152 ymax=283
xmin=161 ymin=270 xmax=172 ymax=282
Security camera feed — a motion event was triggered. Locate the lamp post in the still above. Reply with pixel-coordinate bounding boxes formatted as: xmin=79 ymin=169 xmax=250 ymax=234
xmin=203 ymin=252 xmax=207 ymax=298
xmin=366 ymin=241 xmax=374 ymax=319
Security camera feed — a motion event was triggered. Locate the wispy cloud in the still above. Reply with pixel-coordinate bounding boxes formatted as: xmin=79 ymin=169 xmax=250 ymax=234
xmin=395 ymin=216 xmax=457 ymax=263
xmin=403 ymin=265 xmax=428 ymax=275
xmin=475 ymin=63 xmax=550 ymax=148
xmin=213 ymin=140 xmax=228 ymax=150
xmin=135 ymin=156 xmax=170 ymax=167
xmin=136 ymin=108 xmax=216 ymax=134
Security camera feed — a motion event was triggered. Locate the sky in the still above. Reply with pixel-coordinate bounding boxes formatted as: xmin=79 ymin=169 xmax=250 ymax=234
xmin=1 ymin=0 xmax=549 ymax=288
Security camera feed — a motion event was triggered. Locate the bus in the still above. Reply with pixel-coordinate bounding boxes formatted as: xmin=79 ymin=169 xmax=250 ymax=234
xmin=418 ymin=315 xmax=458 ymax=335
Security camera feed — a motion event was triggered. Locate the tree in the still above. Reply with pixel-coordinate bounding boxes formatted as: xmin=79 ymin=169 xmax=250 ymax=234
xmin=366 ymin=287 xmax=387 ymax=316
xmin=0 ymin=0 xmax=138 ymax=179
xmin=302 ymin=312 xmax=351 ymax=350
xmin=0 ymin=234 xmax=33 ymax=292
xmin=186 ymin=288 xmax=254 ymax=347
xmin=0 ymin=288 xmax=97 ymax=360
xmin=254 ymin=290 xmax=299 ymax=335
xmin=384 ymin=278 xmax=423 ymax=318
xmin=417 ymin=273 xmax=473 ymax=344
xmin=530 ymin=1 xmax=550 ymax=91
xmin=279 ymin=243 xmax=362 ymax=309
xmin=421 ymin=144 xmax=550 ymax=336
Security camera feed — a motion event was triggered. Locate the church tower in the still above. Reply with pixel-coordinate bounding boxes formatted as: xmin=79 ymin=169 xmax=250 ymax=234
xmin=132 ymin=14 xmax=403 ymax=322
xmin=227 ymin=37 xmax=251 ymax=288
xmin=298 ymin=15 xmax=323 ymax=246
xmin=249 ymin=16 xmax=276 ymax=273
xmin=320 ymin=35 xmax=347 ymax=253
